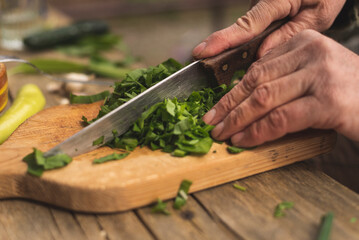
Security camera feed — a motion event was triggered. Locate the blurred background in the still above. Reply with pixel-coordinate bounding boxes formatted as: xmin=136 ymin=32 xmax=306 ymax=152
xmin=0 ymin=0 xmax=250 ymax=64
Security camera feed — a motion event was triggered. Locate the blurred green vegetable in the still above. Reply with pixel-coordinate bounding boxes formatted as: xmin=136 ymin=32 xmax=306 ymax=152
xmin=8 ymin=58 xmax=132 ymax=80
xmin=70 ymin=91 xmax=110 ymax=104
xmin=8 ymin=59 xmax=87 ymax=76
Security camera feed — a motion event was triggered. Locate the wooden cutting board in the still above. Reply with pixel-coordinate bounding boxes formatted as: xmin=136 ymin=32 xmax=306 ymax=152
xmin=0 ymin=101 xmax=336 ymax=213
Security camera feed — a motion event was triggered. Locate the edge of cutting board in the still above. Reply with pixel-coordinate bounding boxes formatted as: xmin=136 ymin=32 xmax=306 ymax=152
xmin=0 ymin=102 xmax=337 ymax=213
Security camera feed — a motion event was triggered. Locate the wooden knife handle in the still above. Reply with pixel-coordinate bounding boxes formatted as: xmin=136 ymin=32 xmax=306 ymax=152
xmin=201 ymin=19 xmax=287 ymax=86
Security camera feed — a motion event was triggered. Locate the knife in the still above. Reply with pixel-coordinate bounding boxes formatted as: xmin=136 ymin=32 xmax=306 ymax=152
xmin=44 ymin=19 xmax=287 ymax=158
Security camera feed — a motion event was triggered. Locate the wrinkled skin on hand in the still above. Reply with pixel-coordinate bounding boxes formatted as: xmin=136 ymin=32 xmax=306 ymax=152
xmin=193 ymin=0 xmax=346 ymax=59
xmin=202 ymin=30 xmax=359 ymax=147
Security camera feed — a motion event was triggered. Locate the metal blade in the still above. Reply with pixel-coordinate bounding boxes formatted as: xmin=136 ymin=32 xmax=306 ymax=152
xmin=45 ymin=60 xmax=213 ymax=157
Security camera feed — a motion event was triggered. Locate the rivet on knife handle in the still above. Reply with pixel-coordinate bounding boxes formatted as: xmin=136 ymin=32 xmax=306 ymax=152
xmin=200 ymin=18 xmax=287 ymax=86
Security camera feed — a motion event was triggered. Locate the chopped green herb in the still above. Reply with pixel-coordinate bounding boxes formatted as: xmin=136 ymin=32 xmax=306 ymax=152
xmin=171 ymin=149 xmax=187 ymax=157
xmin=227 ymin=146 xmax=246 ymax=154
xmin=213 ymin=150 xmax=217 ymax=153
xmin=93 ymin=152 xmax=129 ymax=164
xmin=233 ymin=184 xmax=247 ymax=191
xmin=317 ymin=212 xmax=334 ymax=240
xmin=274 ymin=201 xmax=294 ymax=218
xmin=350 ymin=217 xmax=357 ymax=223
xmin=173 ymin=180 xmax=192 ymax=209
xmin=70 ymin=91 xmax=110 ymax=104
xmin=231 ymin=69 xmax=246 ymax=81
xmin=92 ymin=136 xmax=105 ymax=146
xmin=151 ymin=199 xmax=170 ymax=215
xmin=22 ymin=148 xmax=72 ymax=177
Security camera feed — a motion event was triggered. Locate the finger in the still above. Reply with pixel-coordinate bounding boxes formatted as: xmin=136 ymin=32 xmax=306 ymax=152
xmin=203 ymin=47 xmax=306 ymax=126
xmin=192 ymin=0 xmax=292 ymax=59
xmin=257 ymin=11 xmax=321 ymax=58
xmin=211 ymin=69 xmax=311 ymax=140
xmin=230 ymin=96 xmax=319 ymax=147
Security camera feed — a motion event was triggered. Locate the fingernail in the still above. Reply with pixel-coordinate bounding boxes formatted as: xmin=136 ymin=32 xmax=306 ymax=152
xmin=231 ymin=132 xmax=245 ymax=146
xmin=211 ymin=121 xmax=224 ymax=139
xmin=193 ymin=42 xmax=206 ymax=57
xmin=203 ymin=109 xmax=216 ymax=124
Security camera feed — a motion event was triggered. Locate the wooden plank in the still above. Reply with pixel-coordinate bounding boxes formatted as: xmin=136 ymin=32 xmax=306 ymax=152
xmin=0 ymin=100 xmax=336 ymax=212
xmin=69 ymin=214 xmax=105 ymax=240
xmin=136 ymin=197 xmax=238 ymax=240
xmin=48 ymin=208 xmax=90 ymax=240
xmin=312 ymin=134 xmax=359 ymax=193
xmin=0 ymin=199 xmax=155 ymax=240
xmin=0 ymin=200 xmax=60 ymax=240
xmin=193 ymin=162 xmax=359 ymax=240
xmin=95 ymin=212 xmax=154 ymax=240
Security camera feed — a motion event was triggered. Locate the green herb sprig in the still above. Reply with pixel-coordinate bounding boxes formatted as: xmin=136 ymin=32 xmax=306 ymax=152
xmin=23 ymin=148 xmax=72 ymax=177
xmin=173 ymin=180 xmax=192 ymax=209
xmin=317 ymin=212 xmax=334 ymax=240
xmin=274 ymin=201 xmax=294 ymax=218
xmin=93 ymin=152 xmax=129 ymax=164
xmin=233 ymin=183 xmax=247 ymax=191
xmin=151 ymin=199 xmax=171 ymax=215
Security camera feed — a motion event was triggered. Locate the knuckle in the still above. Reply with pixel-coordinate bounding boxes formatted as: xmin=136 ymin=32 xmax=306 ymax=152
xmin=217 ymin=91 xmax=238 ymax=113
xmin=315 ymin=3 xmax=335 ymax=29
xmin=243 ymin=63 xmax=263 ymax=91
xmin=297 ymin=29 xmax=320 ymax=41
xmin=251 ymin=85 xmax=271 ymax=108
xmin=236 ymin=15 xmax=254 ymax=35
xmin=311 ymin=36 xmax=330 ymax=52
xmin=248 ymin=121 xmax=263 ymax=142
xmin=209 ymin=31 xmax=225 ymax=43
xmin=227 ymin=106 xmax=245 ymax=128
xmin=267 ymin=108 xmax=288 ymax=132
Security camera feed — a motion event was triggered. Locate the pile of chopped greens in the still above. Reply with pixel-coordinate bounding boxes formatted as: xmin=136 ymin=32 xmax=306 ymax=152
xmin=85 ymin=58 xmax=231 ymax=157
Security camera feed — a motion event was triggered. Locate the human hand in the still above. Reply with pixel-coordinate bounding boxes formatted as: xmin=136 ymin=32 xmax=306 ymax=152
xmin=193 ymin=0 xmax=346 ymax=59
xmin=202 ymin=30 xmax=359 ymax=147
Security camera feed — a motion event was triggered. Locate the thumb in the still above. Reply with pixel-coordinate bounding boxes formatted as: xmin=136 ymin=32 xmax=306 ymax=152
xmin=192 ymin=0 xmax=292 ymax=59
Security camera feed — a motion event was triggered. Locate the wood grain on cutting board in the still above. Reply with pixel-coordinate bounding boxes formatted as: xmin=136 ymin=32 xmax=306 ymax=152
xmin=0 ymin=101 xmax=336 ymax=213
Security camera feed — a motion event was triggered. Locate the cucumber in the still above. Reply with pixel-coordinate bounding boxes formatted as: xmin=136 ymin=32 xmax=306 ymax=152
xmin=23 ymin=21 xmax=109 ymax=50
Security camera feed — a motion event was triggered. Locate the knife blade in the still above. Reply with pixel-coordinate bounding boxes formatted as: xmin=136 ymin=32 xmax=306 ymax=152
xmin=44 ymin=19 xmax=287 ymax=158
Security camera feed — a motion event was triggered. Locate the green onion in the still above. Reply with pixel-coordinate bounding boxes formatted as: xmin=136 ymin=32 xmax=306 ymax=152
xmin=173 ymin=180 xmax=192 ymax=209
xmin=70 ymin=91 xmax=110 ymax=104
xmin=151 ymin=199 xmax=170 ymax=215
xmin=92 ymin=136 xmax=104 ymax=146
xmin=22 ymin=148 xmax=72 ymax=177
xmin=93 ymin=152 xmax=129 ymax=164
xmin=233 ymin=184 xmax=247 ymax=191
xmin=317 ymin=212 xmax=334 ymax=240
xmin=227 ymin=146 xmax=246 ymax=154
xmin=274 ymin=201 xmax=294 ymax=218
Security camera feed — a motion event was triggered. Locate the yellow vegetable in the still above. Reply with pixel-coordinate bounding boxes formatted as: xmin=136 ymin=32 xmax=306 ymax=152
xmin=0 ymin=84 xmax=46 ymax=144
